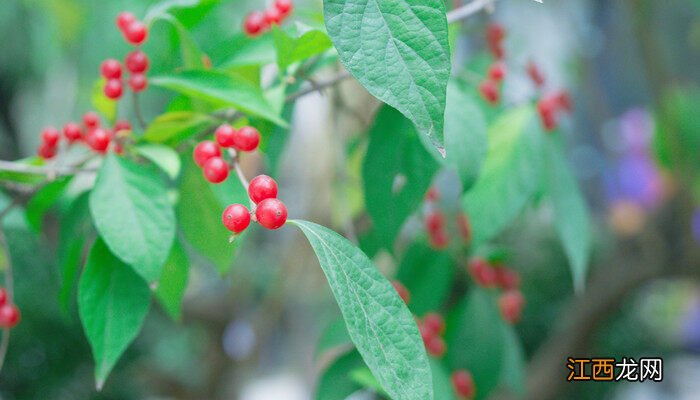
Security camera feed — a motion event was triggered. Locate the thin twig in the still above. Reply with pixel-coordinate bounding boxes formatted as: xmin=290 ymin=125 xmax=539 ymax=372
xmin=285 ymin=71 xmax=353 ymax=103
xmin=133 ymin=92 xmax=147 ymax=130
xmin=446 ymin=0 xmax=497 ymax=23
xmin=0 ymin=160 xmax=95 ymax=177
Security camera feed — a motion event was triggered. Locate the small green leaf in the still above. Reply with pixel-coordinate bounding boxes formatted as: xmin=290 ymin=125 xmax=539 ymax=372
xmin=324 ymin=0 xmax=451 ymax=150
xmin=155 ymin=240 xmax=189 ymax=321
xmin=90 ymin=154 xmax=176 ymax=283
xmin=151 ymin=70 xmax=287 ymax=127
xmin=272 ymin=25 xmax=333 ymax=70
xmin=143 ymin=111 xmax=215 ymax=144
xmin=92 ymin=79 xmax=117 ymax=123
xmin=292 ymin=220 xmax=433 ymax=400
xmin=78 ymin=239 xmax=151 ymax=389
xmin=57 ymin=192 xmax=92 ymax=317
xmin=136 ymin=144 xmax=182 ymax=180
xmin=396 ymin=242 xmax=454 ymax=316
xmin=544 ymin=136 xmax=591 ymax=292
xmin=316 ymin=350 xmax=365 ymax=400
xmin=350 ymin=367 xmax=387 ymax=395
xmin=25 ymin=177 xmax=72 ymax=232
xmin=363 ymin=106 xmax=439 ymax=251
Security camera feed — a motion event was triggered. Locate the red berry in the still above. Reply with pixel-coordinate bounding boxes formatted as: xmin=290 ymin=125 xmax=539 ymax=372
xmin=425 ymin=186 xmax=439 ymax=202
xmin=451 ymin=370 xmax=475 ymax=399
xmin=555 ymin=91 xmax=573 ymax=112
xmin=232 ymin=126 xmax=260 ymax=152
xmin=244 ymin=11 xmax=266 ymax=36
xmin=114 ymin=120 xmax=132 ymax=132
xmin=41 ymin=127 xmax=60 ymax=147
xmin=496 ymin=267 xmax=521 ymax=290
xmin=425 ymin=335 xmax=446 ymax=358
xmin=264 ymin=7 xmax=283 ymax=26
xmin=193 ymin=140 xmax=221 ymax=167
xmin=487 ymin=62 xmax=506 ymax=82
xmin=124 ymin=21 xmax=148 ymax=45
xmin=222 ymin=204 xmax=251 ymax=233
xmin=499 ymin=290 xmax=525 ymax=324
xmin=116 ymin=12 xmax=136 ymax=31
xmin=125 ymin=50 xmax=149 ymax=73
xmin=486 ymin=23 xmax=505 ymax=46
xmin=275 ymin=0 xmax=293 ymax=16
xmin=467 ymin=258 xmax=498 ymax=287
xmin=527 ymin=60 xmax=545 ymax=87
xmin=100 ymin=59 xmax=122 ymax=79
xmin=424 ymin=211 xmax=444 ymax=233
xmin=87 ymin=128 xmax=111 ymax=153
xmin=0 ymin=304 xmax=20 ymax=328
xmin=63 ymin=123 xmax=82 ymax=142
xmin=537 ymin=96 xmax=558 ymax=131
xmin=104 ymin=78 xmax=123 ymax=99
xmin=428 ymin=228 xmax=449 ymax=249
xmin=479 ymin=80 xmax=499 ymax=104
xmin=128 ymin=73 xmax=147 ymax=92
xmin=203 ymin=157 xmax=229 ymax=184
xmin=457 ymin=213 xmax=471 ymax=243
xmin=215 ymin=124 xmax=237 ymax=148
xmin=248 ymin=175 xmax=278 ymax=204
xmin=419 ymin=323 xmax=433 ymax=343
xmin=38 ymin=143 xmax=57 ymax=160
xmin=423 ymin=312 xmax=445 ymax=336
xmin=83 ymin=112 xmax=100 ymax=129
xmin=255 ymin=198 xmax=288 ymax=230
xmin=0 ymin=288 xmax=7 ymax=307
xmin=392 ymin=281 xmax=411 ymax=304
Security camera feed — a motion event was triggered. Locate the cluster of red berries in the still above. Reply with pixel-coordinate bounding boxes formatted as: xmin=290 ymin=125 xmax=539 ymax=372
xmin=451 ymin=369 xmax=476 ymax=400
xmin=418 ymin=312 xmax=447 ymax=358
xmin=193 ymin=124 xmax=261 ymax=184
xmin=536 ymin=91 xmax=572 ymax=131
xmin=222 ymin=175 xmax=288 ymax=232
xmin=101 ymin=12 xmax=150 ymax=100
xmin=479 ymin=24 xmax=507 ymax=105
xmin=37 ymin=112 xmax=131 ymax=159
xmin=423 ymin=187 xmax=471 ymax=250
xmin=468 ymin=258 xmax=525 ymax=324
xmin=243 ymin=0 xmax=294 ymax=37
xmin=0 ymin=288 xmax=20 ymax=329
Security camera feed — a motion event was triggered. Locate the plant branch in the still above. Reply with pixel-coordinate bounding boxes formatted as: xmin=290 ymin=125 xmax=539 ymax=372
xmin=446 ymin=0 xmax=497 ymax=23
xmin=0 ymin=160 xmax=96 ymax=178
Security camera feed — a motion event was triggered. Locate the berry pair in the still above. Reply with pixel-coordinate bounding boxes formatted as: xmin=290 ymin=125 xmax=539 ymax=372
xmin=467 ymin=258 xmax=520 ymax=290
xmin=101 ymin=50 xmax=150 ymax=100
xmin=222 ymin=175 xmax=288 ymax=232
xmin=423 ymin=187 xmax=472 ymax=250
xmin=479 ymin=62 xmax=506 ymax=105
xmin=486 ymin=23 xmax=506 ymax=60
xmin=116 ymin=12 xmax=148 ymax=45
xmin=243 ymin=0 xmax=294 ymax=37
xmin=418 ymin=312 xmax=446 ymax=358
xmin=0 ymin=288 xmax=20 ymax=329
xmin=537 ymin=91 xmax=572 ymax=131
xmin=193 ymin=125 xmax=261 ymax=184
xmin=451 ymin=370 xmax=476 ymax=400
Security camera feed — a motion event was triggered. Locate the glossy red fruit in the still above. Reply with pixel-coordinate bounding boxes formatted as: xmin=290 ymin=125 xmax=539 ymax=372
xmin=63 ymin=123 xmax=82 ymax=142
xmin=496 ymin=267 xmax=521 ymax=290
xmin=100 ymin=59 xmax=122 ymax=79
xmin=457 ymin=213 xmax=471 ymax=243
xmin=0 ymin=304 xmax=20 ymax=328
xmin=499 ymin=289 xmax=525 ymax=324
xmin=424 ymin=211 xmax=444 ymax=233
xmin=0 ymin=288 xmax=6 ymax=307
xmin=38 ymin=143 xmax=57 ymax=159
xmin=537 ymin=96 xmax=558 ymax=131
xmin=104 ymin=78 xmax=123 ymax=99
xmin=193 ymin=140 xmax=221 ymax=167
xmin=451 ymin=370 xmax=475 ymax=399
xmin=264 ymin=7 xmax=282 ymax=26
xmin=124 ymin=21 xmax=148 ymax=45
xmin=125 ymin=50 xmax=149 ymax=73
xmin=114 ymin=120 xmax=131 ymax=132
xmin=275 ymin=0 xmax=293 ymax=16
xmin=423 ymin=312 xmax=445 ymax=336
xmin=116 ymin=12 xmax=136 ymax=31
xmin=83 ymin=112 xmax=100 ymax=129
xmin=244 ymin=11 xmax=266 ymax=36
xmin=527 ymin=60 xmax=545 ymax=87
xmin=248 ymin=175 xmax=279 ymax=204
xmin=222 ymin=204 xmax=251 ymax=233
xmin=87 ymin=128 xmax=110 ymax=153
xmin=41 ymin=127 xmax=60 ymax=147
xmin=429 ymin=228 xmax=449 ymax=249
xmin=468 ymin=258 xmax=498 ymax=287
xmin=392 ymin=281 xmax=411 ymax=304
xmin=425 ymin=335 xmax=446 ymax=358
xmin=232 ymin=126 xmax=260 ymax=152
xmin=128 ymin=73 xmax=147 ymax=92
xmin=488 ymin=62 xmax=506 ymax=82
xmin=255 ymin=198 xmax=288 ymax=230
xmin=203 ymin=157 xmax=229 ymax=184
xmin=215 ymin=124 xmax=237 ymax=148
xmin=479 ymin=79 xmax=499 ymax=104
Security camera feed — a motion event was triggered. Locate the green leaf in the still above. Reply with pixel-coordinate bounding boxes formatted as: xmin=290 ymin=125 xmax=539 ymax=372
xmin=443 ymin=82 xmax=488 ymax=189
xmin=78 ymin=239 xmax=151 ymax=389
xmin=396 ymin=242 xmax=454 ymax=316
xmin=57 ymin=192 xmax=92 ymax=317
xmin=176 ymin=156 xmax=245 ymax=273
xmin=152 ymin=13 xmax=205 ymax=69
xmin=272 ymin=25 xmax=333 ymax=70
xmin=143 ymin=111 xmax=215 ymax=144
xmin=219 ymin=33 xmax=277 ymax=68
xmin=350 ymin=367 xmax=387 ymax=395
xmin=498 ymin=324 xmax=526 ymax=396
xmin=324 ymin=0 xmax=451 ymax=150
xmin=430 ymin=359 xmax=457 ymax=400
xmin=90 ymin=154 xmax=176 ymax=283
xmin=92 ymin=78 xmax=117 ymax=123
xmin=316 ymin=350 xmax=365 ymax=400
xmin=155 ymin=240 xmax=189 ymax=321
xmin=291 ymin=220 xmax=433 ymax=400
xmin=151 ymin=70 xmax=287 ymax=127
xmin=136 ymin=144 xmax=182 ymax=180
xmin=316 ymin=318 xmax=352 ymax=359
xmin=25 ymin=177 xmax=72 ymax=232
xmin=363 ymin=106 xmax=439 ymax=250
xmin=462 ymin=107 xmax=543 ymax=245
xmin=544 ymin=136 xmax=591 ymax=292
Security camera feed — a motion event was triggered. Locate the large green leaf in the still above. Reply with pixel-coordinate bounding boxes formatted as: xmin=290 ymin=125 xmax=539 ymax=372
xmin=292 ymin=220 xmax=433 ymax=400
xmin=363 ymin=106 xmax=439 ymax=250
xmin=151 ymin=70 xmax=287 ymax=126
xmin=25 ymin=177 xmax=72 ymax=232
xmin=136 ymin=144 xmax=182 ymax=180
xmin=142 ymin=111 xmax=215 ymax=144
xmin=57 ymin=192 xmax=93 ymax=317
xmin=155 ymin=240 xmax=189 ymax=321
xmin=78 ymin=239 xmax=151 ymax=389
xmin=219 ymin=33 xmax=277 ymax=68
xmin=396 ymin=242 xmax=454 ymax=316
xmin=443 ymin=82 xmax=488 ymax=189
xmin=272 ymin=25 xmax=333 ymax=70
xmin=324 ymin=0 xmax=450 ymax=150
xmin=462 ymin=107 xmax=543 ymax=245
xmin=89 ymin=154 xmax=176 ymax=283
xmin=544 ymin=136 xmax=591 ymax=292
